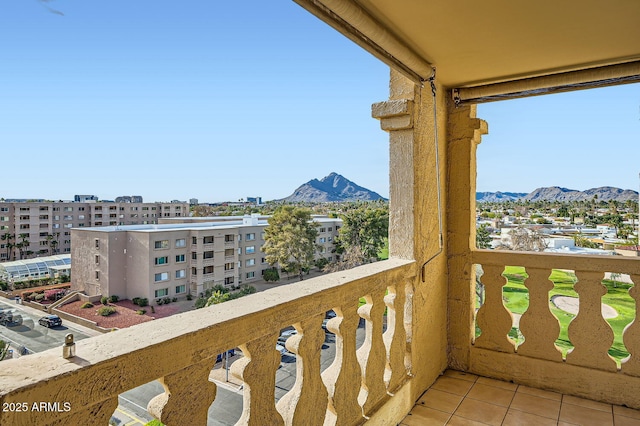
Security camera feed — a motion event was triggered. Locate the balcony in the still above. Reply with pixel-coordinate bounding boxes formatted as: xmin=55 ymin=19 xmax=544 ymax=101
xmin=0 ymin=259 xmax=415 ymax=425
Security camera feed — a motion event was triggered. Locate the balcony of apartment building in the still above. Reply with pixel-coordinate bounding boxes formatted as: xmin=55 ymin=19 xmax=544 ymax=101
xmin=2 ymin=2 xmax=640 ymax=426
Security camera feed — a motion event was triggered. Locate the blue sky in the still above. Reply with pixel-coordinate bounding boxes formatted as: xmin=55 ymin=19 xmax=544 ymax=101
xmin=1 ymin=1 xmax=638 ymax=202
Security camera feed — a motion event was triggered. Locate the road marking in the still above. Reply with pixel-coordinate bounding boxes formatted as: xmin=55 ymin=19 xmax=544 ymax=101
xmin=115 ymin=407 xmax=147 ymax=425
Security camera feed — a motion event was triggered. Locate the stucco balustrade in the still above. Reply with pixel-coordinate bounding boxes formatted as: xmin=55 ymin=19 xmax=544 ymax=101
xmin=469 ymin=250 xmax=640 ymax=408
xmin=0 ymin=258 xmax=415 ymax=426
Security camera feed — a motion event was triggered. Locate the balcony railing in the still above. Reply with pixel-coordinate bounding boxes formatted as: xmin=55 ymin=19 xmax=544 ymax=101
xmin=0 ymin=258 xmax=415 ymax=425
xmin=470 ymin=250 xmax=640 ymax=409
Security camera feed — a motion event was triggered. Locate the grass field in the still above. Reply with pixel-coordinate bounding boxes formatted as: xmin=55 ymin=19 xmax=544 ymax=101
xmin=484 ymin=266 xmax=636 ymax=361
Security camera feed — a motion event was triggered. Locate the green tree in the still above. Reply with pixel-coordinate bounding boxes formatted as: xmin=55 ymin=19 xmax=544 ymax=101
xmin=335 ymin=205 xmax=388 ymax=262
xmin=262 ymin=206 xmax=319 ymax=281
xmin=0 ymin=233 xmax=14 ymax=261
xmin=476 ymin=224 xmax=492 ymax=249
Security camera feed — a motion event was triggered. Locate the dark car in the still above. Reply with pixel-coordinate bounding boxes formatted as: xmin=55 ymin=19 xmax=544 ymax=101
xmin=39 ymin=315 xmax=62 ymax=328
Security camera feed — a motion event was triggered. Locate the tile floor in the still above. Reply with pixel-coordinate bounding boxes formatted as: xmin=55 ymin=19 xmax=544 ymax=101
xmin=400 ymin=370 xmax=640 ymax=425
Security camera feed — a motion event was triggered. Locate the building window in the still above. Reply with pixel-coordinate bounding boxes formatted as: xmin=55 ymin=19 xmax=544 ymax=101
xmin=95 ymin=239 xmax=100 ymax=248
xmin=224 ymin=235 xmax=234 ymax=242
xmin=203 ymin=251 xmax=214 ymax=259
xmin=246 ymin=271 xmax=255 ymax=279
xmin=19 ymin=224 xmax=30 ymax=229
xmin=175 ymin=254 xmax=185 ymax=263
xmin=191 ymin=267 xmax=197 ymax=275
xmin=154 ymin=240 xmax=169 ymax=249
xmin=64 ymin=215 xmax=73 ymax=220
xmin=261 ymin=257 xmax=266 ymax=264
xmin=328 ymin=227 xmax=333 ymax=232
xmin=63 ymin=223 xmax=72 ymax=228
xmin=78 ymin=207 xmax=85 ymax=211
xmin=225 ymin=277 xmax=234 ymax=285
xmin=191 ymin=252 xmax=197 ymax=260
xmin=154 ymin=272 xmax=169 ymax=282
xmin=64 ymin=207 xmax=73 ymax=212
xmin=175 ymin=238 xmax=186 ymax=248
xmin=95 ymin=271 xmax=100 ymax=280
xmin=328 ymin=237 xmax=333 ymax=242
xmin=154 ymin=288 xmax=169 ymax=298
xmin=224 ymin=263 xmax=234 ymax=271
xmin=95 ymin=255 xmax=99 ymax=265
xmin=78 ymin=215 xmax=85 ymax=220
xmin=175 ymin=285 xmax=186 ymax=294
xmin=245 ymin=246 xmax=255 ymax=254
xmin=246 ymin=258 xmax=255 ymax=267
xmin=203 ymin=236 xmax=214 ymax=244
xmin=175 ymin=269 xmax=186 ymax=279
xmin=225 ymin=248 xmax=234 ymax=257
xmin=319 ymin=237 xmax=326 ymax=243
xmin=192 ymin=236 xmax=197 ymax=245
xmin=246 ymin=233 xmax=255 ymax=241
xmin=155 ymin=256 xmax=169 ymax=265
xmin=203 ymin=265 xmax=214 ymax=274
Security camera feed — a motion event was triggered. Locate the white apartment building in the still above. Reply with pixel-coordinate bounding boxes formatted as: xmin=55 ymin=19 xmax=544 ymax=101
xmin=71 ymin=214 xmax=342 ymax=302
xmin=0 ymin=201 xmax=188 ymax=262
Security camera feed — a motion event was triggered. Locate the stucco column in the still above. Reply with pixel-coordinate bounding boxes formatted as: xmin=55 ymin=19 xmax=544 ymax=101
xmin=446 ymin=100 xmax=488 ymax=371
xmin=372 ymin=68 xmax=449 ymax=401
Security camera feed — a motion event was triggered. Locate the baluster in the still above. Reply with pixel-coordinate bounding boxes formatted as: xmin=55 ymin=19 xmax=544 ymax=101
xmin=321 ymin=300 xmax=362 ymax=426
xmin=518 ymin=267 xmax=562 ymax=361
xmin=566 ymin=271 xmax=617 ymax=371
xmin=383 ymin=282 xmax=408 ymax=393
xmin=475 ymin=264 xmax=515 ymax=353
xmin=622 ymin=274 xmax=640 ymax=376
xmin=357 ymin=287 xmax=388 ymax=417
xmin=147 ymin=359 xmax=217 ymax=425
xmin=403 ymin=278 xmax=414 ymax=375
xmin=230 ymin=333 xmax=284 ymax=425
xmin=276 ymin=314 xmax=328 ymax=425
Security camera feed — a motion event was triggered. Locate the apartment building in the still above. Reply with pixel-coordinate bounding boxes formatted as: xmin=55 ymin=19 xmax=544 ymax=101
xmin=71 ymin=214 xmax=342 ymax=301
xmin=0 ymin=201 xmax=189 ymax=262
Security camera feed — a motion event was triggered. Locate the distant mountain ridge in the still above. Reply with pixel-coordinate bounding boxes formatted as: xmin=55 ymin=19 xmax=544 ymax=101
xmin=281 ymin=173 xmax=386 ymax=202
xmin=477 ymin=186 xmax=638 ymax=203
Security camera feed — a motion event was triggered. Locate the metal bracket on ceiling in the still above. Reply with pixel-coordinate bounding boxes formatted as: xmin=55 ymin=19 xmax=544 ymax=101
xmin=425 ymin=68 xmax=436 ymax=96
xmin=451 ymin=88 xmax=461 ymax=107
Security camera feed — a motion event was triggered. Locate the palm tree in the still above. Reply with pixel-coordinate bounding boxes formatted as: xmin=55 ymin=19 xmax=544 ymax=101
xmin=45 ymin=233 xmax=54 ymax=255
xmin=0 ymin=233 xmax=13 ymax=260
xmin=17 ymin=233 xmax=29 ymax=260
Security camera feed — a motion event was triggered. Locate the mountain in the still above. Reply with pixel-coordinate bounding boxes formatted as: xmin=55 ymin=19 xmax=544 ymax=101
xmin=476 ymin=192 xmax=527 ymax=202
xmin=281 ymin=173 xmax=386 ymax=202
xmin=477 ymin=186 xmax=638 ymax=203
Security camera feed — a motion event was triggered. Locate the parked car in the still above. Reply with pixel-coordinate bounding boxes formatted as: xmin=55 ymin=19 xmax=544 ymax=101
xmin=38 ymin=315 xmax=62 ymax=328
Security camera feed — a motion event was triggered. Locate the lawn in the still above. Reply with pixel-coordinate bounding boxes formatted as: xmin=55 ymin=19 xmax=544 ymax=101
xmin=484 ymin=266 xmax=636 ymax=362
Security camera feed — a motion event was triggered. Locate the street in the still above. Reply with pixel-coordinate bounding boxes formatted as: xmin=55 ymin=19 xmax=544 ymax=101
xmin=0 ymin=299 xmax=94 ymax=355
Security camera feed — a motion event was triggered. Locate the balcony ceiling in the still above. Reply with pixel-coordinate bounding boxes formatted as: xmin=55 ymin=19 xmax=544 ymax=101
xmin=295 ymin=0 xmax=640 ymax=96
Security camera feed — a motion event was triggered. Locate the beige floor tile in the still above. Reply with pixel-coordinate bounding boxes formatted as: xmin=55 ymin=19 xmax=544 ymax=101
xmin=559 ymin=403 xmax=613 ymax=425
xmin=446 ymin=415 xmax=488 ymax=425
xmin=453 ymin=398 xmax=507 ymax=426
xmin=503 ymin=409 xmax=558 ymax=426
xmin=430 ymin=376 xmax=474 ymax=396
xmin=509 ymin=392 xmax=561 ymax=420
xmin=417 ymin=388 xmax=464 ymax=413
xmin=558 ymin=422 xmax=579 ymax=426
xmin=401 ymin=405 xmax=451 ymax=426
xmin=476 ymin=376 xmax=518 ymax=391
xmin=562 ymin=394 xmax=612 ymax=412
xmin=616 ymin=415 xmax=640 ymax=426
xmin=516 ymin=385 xmax=562 ymax=401
xmin=615 ymin=406 xmax=640 ymax=421
xmin=467 ymin=382 xmax=515 ymax=407
xmin=444 ymin=370 xmax=479 ymax=382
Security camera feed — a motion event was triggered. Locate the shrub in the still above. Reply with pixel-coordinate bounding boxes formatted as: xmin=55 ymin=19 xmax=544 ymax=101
xmin=136 ymin=309 xmax=146 ymax=315
xmin=186 ymin=294 xmax=193 ymax=301
xmin=194 ymin=297 xmax=207 ymax=309
xmin=138 ymin=298 xmax=148 ymax=307
xmin=109 ymin=295 xmax=119 ymax=303
xmin=34 ymin=293 xmax=45 ymax=302
xmin=156 ymin=299 xmax=163 ymax=305
xmin=100 ymin=296 xmax=109 ymax=305
xmin=132 ymin=297 xmax=141 ymax=305
xmin=263 ymin=268 xmax=279 ymax=282
xmin=97 ymin=306 xmax=116 ymax=316
xmin=163 ymin=297 xmax=171 ymax=305
xmin=172 ymin=297 xmax=177 ymax=302
xmin=45 ymin=289 xmax=65 ymax=301
xmin=81 ymin=302 xmax=94 ymax=309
